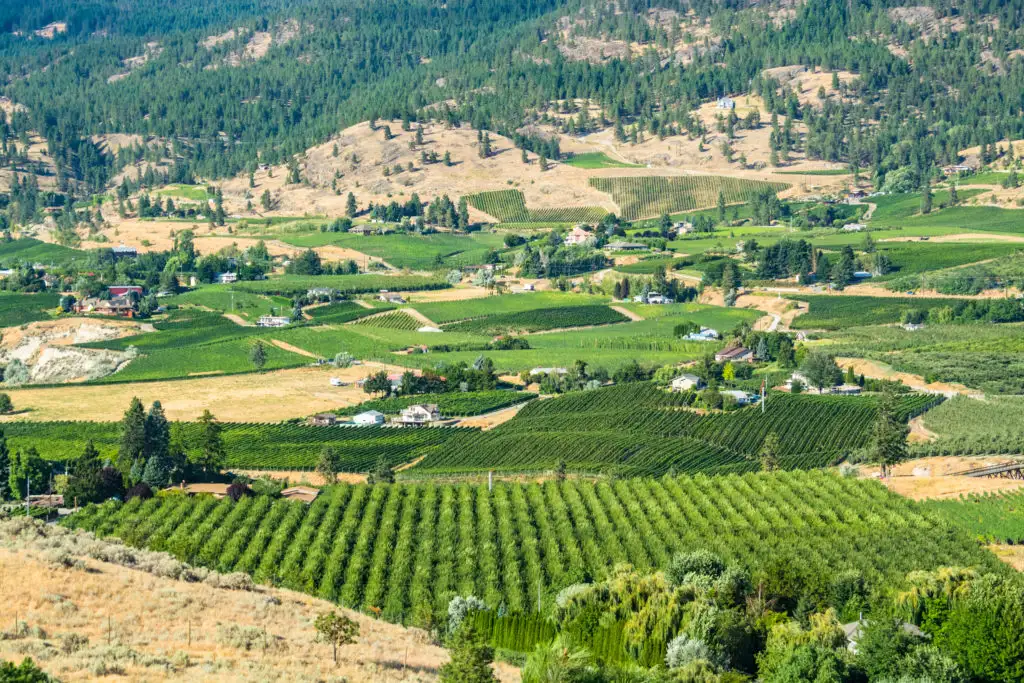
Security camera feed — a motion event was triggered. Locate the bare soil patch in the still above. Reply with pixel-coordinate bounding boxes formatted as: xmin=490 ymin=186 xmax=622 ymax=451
xmin=269 ymin=339 xmax=319 ymax=358
xmin=836 ymin=357 xmax=976 ymax=396
xmin=456 ymin=400 xmax=534 ymax=430
xmin=879 ymin=232 xmax=1024 ymax=244
xmin=230 ymin=469 xmax=367 ymax=485
xmin=860 ymin=456 xmax=1024 ymax=500
xmin=989 ymin=544 xmax=1024 ymax=571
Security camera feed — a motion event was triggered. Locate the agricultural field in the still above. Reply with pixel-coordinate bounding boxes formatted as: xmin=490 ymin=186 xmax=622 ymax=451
xmin=869 ymin=189 xmax=1024 ymax=233
xmin=465 ymin=190 xmax=605 ymax=224
xmin=410 ymin=383 xmax=938 ymax=476
xmin=414 ymin=291 xmax=610 ymax=324
xmin=873 ymin=242 xmax=1019 ymax=281
xmin=0 ymin=238 xmax=84 ymax=266
xmin=917 ymin=395 xmax=1024 ymax=457
xmin=0 ymin=292 xmax=59 ymax=327
xmin=445 ymin=305 xmax=629 ymax=335
xmin=166 ymin=287 xmax=292 ymax=320
xmin=563 ymin=152 xmax=641 ymax=169
xmin=5 ymin=420 xmax=471 ymax=471
xmin=335 ymin=390 xmax=537 ymax=417
xmin=589 ymin=176 xmax=789 ymax=221
xmin=281 ymin=231 xmax=508 ymax=270
xmin=229 ymin=274 xmax=448 ymax=296
xmin=786 ymin=295 xmax=964 ymax=329
xmin=305 ymin=300 xmax=385 ymax=324
xmin=612 ymin=256 xmax=690 ymax=274
xmin=923 ymin=490 xmax=1024 ymax=544
xmin=63 ymin=471 xmax=1002 ymax=627
xmin=352 ymin=310 xmax=423 ymax=330
xmin=155 ymin=184 xmax=212 ymax=201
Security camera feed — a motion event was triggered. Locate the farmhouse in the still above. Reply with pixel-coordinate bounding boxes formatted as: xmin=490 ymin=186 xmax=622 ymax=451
xmin=671 ymin=374 xmax=704 ymax=392
xmin=674 ymin=221 xmax=694 ymax=233
xmin=74 ymin=296 xmax=136 ymax=317
xmin=842 ymin=223 xmax=865 ymax=232
xmin=942 ymin=164 xmax=975 ymax=175
xmin=395 ymin=404 xmax=441 ymax=425
xmin=563 ymin=226 xmax=593 ymax=246
xmin=377 ymin=292 xmax=407 ymax=304
xmin=720 ymin=389 xmax=752 ymax=406
xmin=716 ymin=97 xmax=735 ymax=110
xmin=353 ymin=410 xmax=385 ymax=425
xmin=257 ymin=315 xmax=291 ymax=327
xmin=530 ymin=367 xmax=568 ymax=376
xmin=309 ymin=413 xmax=338 ymax=427
xmin=108 ymin=285 xmax=143 ymax=298
xmin=215 ymin=272 xmax=238 ymax=284
xmin=715 ymin=346 xmax=753 ymax=363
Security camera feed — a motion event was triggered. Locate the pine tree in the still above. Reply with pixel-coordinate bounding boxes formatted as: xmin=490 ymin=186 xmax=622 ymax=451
xmin=439 ymin=625 xmax=497 ymax=683
xmin=119 ymin=397 xmax=146 ymax=482
xmin=717 ymin=191 xmax=726 ymax=223
xmin=0 ymin=430 xmax=9 ymax=501
xmin=196 ymin=410 xmax=226 ymax=474
xmin=65 ymin=441 xmax=105 ymax=506
xmin=458 ymin=197 xmax=470 ymax=230
xmin=443 ymin=151 xmax=452 ymax=166
xmin=920 ymin=184 xmax=933 ymax=214
xmin=871 ymin=388 xmax=909 ymax=478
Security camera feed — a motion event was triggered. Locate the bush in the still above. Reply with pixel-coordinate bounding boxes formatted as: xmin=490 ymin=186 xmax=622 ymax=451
xmin=666 ymin=634 xmax=711 ymax=669
xmin=226 ymin=483 xmax=253 ymax=502
xmin=667 ymin=550 xmax=726 ymax=584
xmin=0 ymin=393 xmax=13 ymax=414
xmin=125 ymin=482 xmax=154 ymax=500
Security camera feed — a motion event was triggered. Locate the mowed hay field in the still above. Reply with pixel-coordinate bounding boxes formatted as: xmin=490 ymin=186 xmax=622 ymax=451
xmin=0 ymin=364 xmax=402 ymax=422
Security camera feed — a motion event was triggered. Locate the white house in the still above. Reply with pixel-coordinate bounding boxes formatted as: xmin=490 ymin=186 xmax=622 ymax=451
xmin=671 ymin=374 xmax=704 ymax=392
xmin=685 ymin=327 xmax=719 ymax=341
xmin=530 ymin=367 xmax=568 ymax=376
xmin=842 ymin=223 xmax=865 ymax=232
xmin=720 ymin=389 xmax=752 ymax=406
xmin=417 ymin=326 xmax=442 ymax=333
xmin=674 ymin=222 xmax=694 ymax=233
xmin=257 ymin=315 xmax=291 ymax=327
xmin=563 ymin=226 xmax=593 ymax=246
xmin=716 ymin=97 xmax=735 ymax=110
xmin=353 ymin=410 xmax=385 ymax=425
xmin=215 ymin=272 xmax=238 ymax=284
xmin=396 ymin=404 xmax=441 ymax=425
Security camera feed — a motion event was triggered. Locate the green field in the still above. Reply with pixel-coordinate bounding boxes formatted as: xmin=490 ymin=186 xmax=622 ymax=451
xmin=0 ymin=238 xmax=85 ymax=265
xmin=465 ymin=190 xmax=606 ymax=224
xmin=281 ymin=231 xmax=508 ymax=270
xmin=5 ymin=421 xmax=471 ymax=471
xmin=923 ymin=490 xmax=1024 ymax=544
xmin=229 ymin=274 xmax=448 ymax=296
xmin=613 ymin=256 xmax=690 ymax=274
xmin=414 ymin=291 xmax=609 ymax=324
xmin=917 ymin=395 xmax=1024 ymax=457
xmin=0 ymin=292 xmax=59 ymax=327
xmin=786 ymin=295 xmax=967 ymax=329
xmin=410 ymin=383 xmax=938 ymax=476
xmin=590 ymin=176 xmax=790 ymax=220
xmin=869 ymin=189 xmax=1024 ymax=233
xmin=564 ymin=152 xmax=641 ymax=169
xmin=63 ymin=471 xmax=1001 ymax=626
xmin=166 ymin=288 xmax=292 ymax=320
xmin=445 ymin=305 xmax=628 ymax=335
xmin=306 ymin=301 xmax=384 ymax=324
xmin=873 ymin=242 xmax=1019 ymax=281
xmin=155 ymin=184 xmax=212 ymax=201
xmin=335 ymin=390 xmax=536 ymax=417
xmin=352 ymin=310 xmax=422 ymax=330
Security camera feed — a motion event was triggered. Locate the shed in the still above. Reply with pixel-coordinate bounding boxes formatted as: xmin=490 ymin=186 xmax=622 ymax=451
xmin=353 ymin=410 xmax=385 ymax=425
xmin=671 ymin=374 xmax=704 ymax=392
xmin=309 ymin=413 xmax=338 ymax=427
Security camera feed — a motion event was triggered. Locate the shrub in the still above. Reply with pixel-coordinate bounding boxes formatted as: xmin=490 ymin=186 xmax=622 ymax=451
xmin=226 ymin=483 xmax=253 ymax=502
xmin=666 ymin=634 xmax=711 ymax=669
xmin=668 ymin=550 xmax=726 ymax=584
xmin=126 ymin=482 xmax=154 ymax=501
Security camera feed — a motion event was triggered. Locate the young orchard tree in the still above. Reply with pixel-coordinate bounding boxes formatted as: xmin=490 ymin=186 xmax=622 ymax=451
xmin=315 ymin=611 xmax=359 ymax=664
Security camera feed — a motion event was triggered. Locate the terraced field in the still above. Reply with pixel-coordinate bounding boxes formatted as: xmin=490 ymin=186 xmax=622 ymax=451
xmin=590 ymin=176 xmax=789 ymax=220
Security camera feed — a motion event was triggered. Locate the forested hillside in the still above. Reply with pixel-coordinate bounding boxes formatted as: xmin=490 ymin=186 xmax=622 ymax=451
xmin=1 ymin=0 xmax=1024 ymax=199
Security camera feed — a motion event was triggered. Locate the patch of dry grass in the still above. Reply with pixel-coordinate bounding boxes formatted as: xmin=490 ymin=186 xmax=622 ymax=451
xmin=0 ymin=517 xmax=520 ymax=682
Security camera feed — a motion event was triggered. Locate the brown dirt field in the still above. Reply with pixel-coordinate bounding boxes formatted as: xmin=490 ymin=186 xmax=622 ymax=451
xmin=268 ymin=339 xmax=319 ymax=359
xmin=609 ymin=304 xmax=643 ymax=321
xmin=860 ymin=456 xmax=1024 ymax=500
xmin=836 ymin=357 xmax=976 ymax=395
xmin=399 ymin=286 xmax=492 ymax=303
xmin=0 ymin=546 xmax=518 ymax=682
xmin=989 ymin=545 xmax=1024 ymax=571
xmin=907 ymin=415 xmax=938 ymax=444
xmin=229 ymin=469 xmax=368 ymax=485
xmin=456 ymin=400 xmax=534 ymax=430
xmin=0 ymin=363 xmax=407 ymax=422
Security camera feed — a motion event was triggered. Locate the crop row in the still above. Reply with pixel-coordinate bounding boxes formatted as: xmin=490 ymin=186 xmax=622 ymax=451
xmin=64 ymin=471 xmax=1002 ymax=627
xmin=445 ymin=305 xmax=629 ymax=335
xmin=466 ymin=190 xmax=530 ymax=222
xmin=3 ymin=422 xmax=475 ymax=471
xmin=589 ymin=176 xmax=789 ymax=220
xmin=922 ymin=490 xmax=1024 ymax=543
xmin=528 ymin=207 xmax=608 ymax=223
xmin=352 ymin=310 xmax=422 ymax=330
